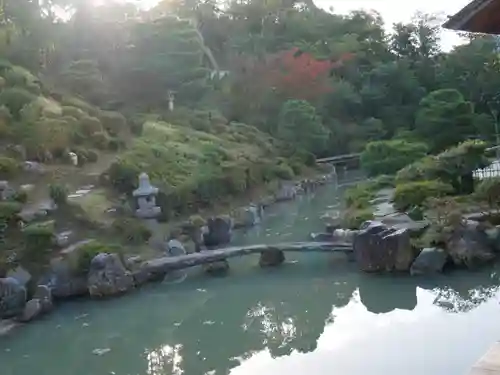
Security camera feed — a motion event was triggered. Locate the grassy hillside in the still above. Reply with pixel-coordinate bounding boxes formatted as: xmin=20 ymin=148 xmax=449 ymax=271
xmin=0 ymin=61 xmax=314 ymax=275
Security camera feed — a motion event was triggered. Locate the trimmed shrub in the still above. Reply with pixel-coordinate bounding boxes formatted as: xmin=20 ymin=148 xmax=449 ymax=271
xmin=475 ymin=177 xmax=500 ymax=208
xmin=73 ymin=241 xmax=123 ymax=274
xmin=4 ymin=68 xmax=27 ymax=87
xmin=343 ymin=183 xmax=376 ymax=209
xmin=98 ymin=110 xmax=127 ymax=136
xmin=393 ymin=180 xmax=453 ymax=211
xmin=272 ymin=163 xmax=295 ymax=180
xmin=111 ymin=217 xmax=152 ymax=245
xmin=108 ymin=137 xmax=125 ymax=151
xmin=0 ymin=201 xmax=22 ymax=223
xmin=10 ymin=190 xmax=28 ymax=204
xmin=62 ymin=106 xmax=86 ymax=119
xmin=90 ymin=131 xmax=110 ymax=150
xmin=49 ymin=183 xmax=69 ymax=205
xmin=341 ymin=208 xmax=374 ymax=229
xmin=61 ymin=96 xmax=98 ymax=115
xmin=26 ymin=82 xmax=41 ymax=95
xmin=361 ymin=140 xmax=429 ymax=177
xmin=22 ymin=117 xmax=75 ymax=158
xmin=79 ymin=116 xmax=103 ymax=135
xmin=0 ymin=87 xmax=35 ymax=117
xmin=0 ymin=157 xmax=20 ymax=178
xmin=20 ymin=222 xmax=56 ymax=265
xmin=22 ymin=224 xmax=54 ymax=251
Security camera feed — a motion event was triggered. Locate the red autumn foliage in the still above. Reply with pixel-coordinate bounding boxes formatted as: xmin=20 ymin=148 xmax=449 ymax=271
xmin=231 ymin=48 xmax=353 ymax=102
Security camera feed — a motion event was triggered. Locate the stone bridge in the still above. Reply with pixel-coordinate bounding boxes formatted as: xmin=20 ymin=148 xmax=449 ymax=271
xmin=136 ymin=241 xmax=353 ymax=279
xmin=316 ymin=153 xmax=361 ymax=169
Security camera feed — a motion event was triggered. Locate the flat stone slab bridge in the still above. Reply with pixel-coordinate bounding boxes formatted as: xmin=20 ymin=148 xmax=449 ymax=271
xmin=141 ymin=241 xmax=353 ymax=275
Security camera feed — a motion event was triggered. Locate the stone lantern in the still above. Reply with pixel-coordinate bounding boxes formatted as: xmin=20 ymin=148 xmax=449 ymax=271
xmin=132 ymin=173 xmax=161 ymax=220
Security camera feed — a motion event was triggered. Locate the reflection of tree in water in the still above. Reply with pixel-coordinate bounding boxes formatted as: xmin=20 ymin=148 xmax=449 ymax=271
xmin=144 ymin=272 xmax=357 ymax=375
xmin=357 ymin=274 xmax=418 ymax=313
xmin=357 ymin=267 xmax=500 ymax=315
xmin=141 ymin=266 xmax=500 ymax=375
xmin=430 ymin=270 xmax=500 ymax=313
xmin=433 ymin=285 xmax=499 ymax=313
xmin=146 ymin=344 xmax=184 ymax=375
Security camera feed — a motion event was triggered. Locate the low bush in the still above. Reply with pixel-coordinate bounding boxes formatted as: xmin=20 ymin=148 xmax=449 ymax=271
xmin=90 ymin=131 xmax=110 ymax=150
xmin=393 ymin=180 xmax=453 ymax=211
xmin=271 ymin=163 xmax=295 ymax=180
xmin=0 ymin=201 xmax=22 ymax=224
xmin=49 ymin=183 xmax=69 ymax=205
xmin=343 ymin=184 xmax=376 ymax=209
xmin=79 ymin=116 xmax=103 ymax=136
xmin=111 ymin=217 xmax=152 ymax=245
xmin=396 ymin=140 xmax=489 ymax=194
xmin=98 ymin=110 xmax=127 ymax=137
xmin=21 ymin=223 xmax=55 ymax=264
xmin=74 ymin=241 xmax=124 ymax=274
xmin=108 ymin=137 xmax=126 ymax=151
xmin=0 ymin=157 xmax=20 ymax=178
xmin=61 ymin=96 xmax=98 ymax=116
xmin=4 ymin=68 xmax=27 ymax=87
xmin=0 ymin=87 xmax=36 ymax=118
xmin=10 ymin=190 xmax=28 ymax=204
xmin=361 ymin=139 xmax=429 ymax=177
xmin=62 ymin=105 xmax=86 ymax=120
xmin=73 ymin=147 xmax=99 ymax=165
xmin=0 ymin=105 xmax=12 ymax=136
xmin=18 ymin=117 xmax=76 ymax=159
xmin=475 ymin=177 xmax=500 ymax=208
xmin=341 ymin=207 xmax=374 ymax=229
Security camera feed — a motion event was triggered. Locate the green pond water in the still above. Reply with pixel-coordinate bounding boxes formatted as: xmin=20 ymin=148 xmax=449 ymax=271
xmin=2 ymin=177 xmax=500 ymax=375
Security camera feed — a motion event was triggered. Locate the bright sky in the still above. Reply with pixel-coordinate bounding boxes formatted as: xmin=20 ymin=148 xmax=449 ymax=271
xmin=316 ymin=0 xmax=472 ymax=50
xmin=135 ymin=0 xmax=472 ymax=50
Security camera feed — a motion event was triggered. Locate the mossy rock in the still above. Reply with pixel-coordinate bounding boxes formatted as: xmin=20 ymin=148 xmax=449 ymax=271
xmin=68 ymin=241 xmax=124 ymax=275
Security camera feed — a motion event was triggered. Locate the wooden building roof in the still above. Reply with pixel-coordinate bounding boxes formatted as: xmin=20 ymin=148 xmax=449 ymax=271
xmin=443 ymin=0 xmax=500 ymax=34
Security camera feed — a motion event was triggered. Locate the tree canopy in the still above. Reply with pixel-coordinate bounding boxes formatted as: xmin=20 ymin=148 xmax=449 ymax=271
xmin=1 ymin=0 xmax=500 ymax=158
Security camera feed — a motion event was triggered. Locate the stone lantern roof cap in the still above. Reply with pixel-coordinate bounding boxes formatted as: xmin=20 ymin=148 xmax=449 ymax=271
xmin=132 ymin=172 xmax=158 ymax=197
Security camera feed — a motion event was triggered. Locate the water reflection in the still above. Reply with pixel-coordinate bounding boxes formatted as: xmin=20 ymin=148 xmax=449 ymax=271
xmin=141 ymin=266 xmax=500 ymax=375
xmin=147 ymin=344 xmax=184 ymax=375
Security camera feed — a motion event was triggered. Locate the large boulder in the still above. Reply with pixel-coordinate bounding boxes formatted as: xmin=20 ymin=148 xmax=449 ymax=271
xmin=410 ymin=247 xmax=449 ymax=276
xmin=39 ymin=258 xmax=88 ymax=299
xmin=38 ymin=241 xmax=94 ymax=299
xmin=0 ymin=277 xmax=27 ymax=318
xmin=203 ymin=216 xmax=233 ymax=248
xmin=14 ymin=285 xmax=51 ymax=323
xmin=165 ymin=239 xmax=186 ymax=256
xmin=6 ymin=266 xmax=32 ymax=287
xmin=353 ymin=221 xmax=415 ymax=272
xmin=87 ymin=253 xmax=134 ymax=298
xmin=485 ymin=226 xmax=500 ymax=253
xmin=446 ymin=220 xmax=496 ymax=268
